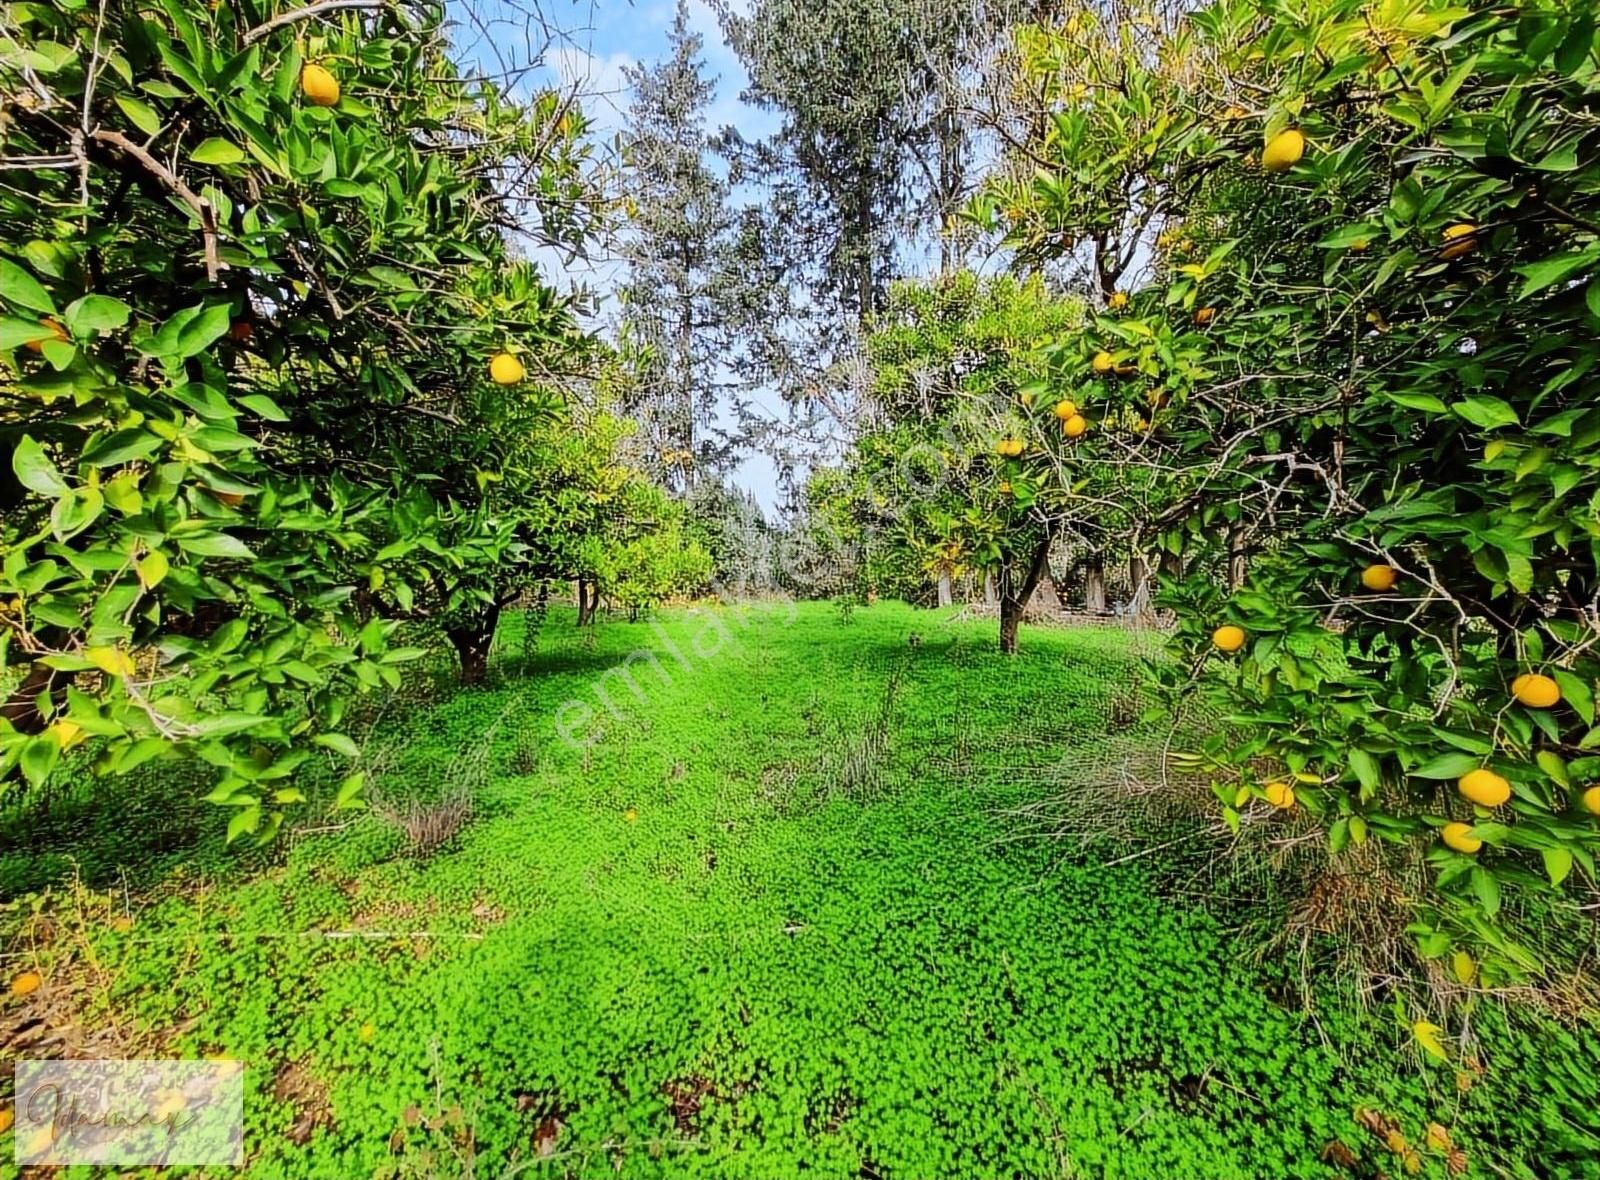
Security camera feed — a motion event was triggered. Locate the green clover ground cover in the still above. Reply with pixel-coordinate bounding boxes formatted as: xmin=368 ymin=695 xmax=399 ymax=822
xmin=8 ymin=603 xmax=1600 ymax=1178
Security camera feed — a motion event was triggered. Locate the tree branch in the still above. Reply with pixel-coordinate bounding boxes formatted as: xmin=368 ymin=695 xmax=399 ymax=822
xmin=88 ymin=128 xmax=221 ymax=280
xmin=242 ymin=0 xmax=389 ymax=46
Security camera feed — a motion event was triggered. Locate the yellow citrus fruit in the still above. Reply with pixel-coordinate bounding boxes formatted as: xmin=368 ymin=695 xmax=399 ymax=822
xmin=1581 ymin=785 xmax=1600 ymax=815
xmin=489 ymin=352 xmax=524 ymax=385
xmin=1091 ymin=351 xmax=1114 ymax=373
xmin=1261 ymin=128 xmax=1305 ymax=173
xmin=1263 ymin=781 xmax=1295 ymax=809
xmin=1054 ymin=399 xmax=1077 ymax=421
xmin=1457 ymin=768 xmax=1511 ymax=808
xmin=1109 ymin=291 xmax=1129 ymax=310
xmin=1212 ymin=624 xmax=1246 ymax=653
xmin=10 ymin=971 xmax=42 ymax=998
xmin=1511 ymin=672 xmax=1560 ymax=709
xmin=0 ymin=1108 xmax=11 ymax=1135
xmin=1360 ymin=564 xmax=1396 ymax=592
xmin=1193 ymin=306 xmax=1216 ymax=325
xmin=301 ymin=63 xmax=341 ymax=107
xmin=1441 ymin=822 xmax=1482 ymax=854
xmin=1062 ymin=414 xmax=1087 ymax=439
xmin=997 ymin=437 xmax=1024 ymax=457
xmin=1439 ymin=223 xmax=1478 ymax=260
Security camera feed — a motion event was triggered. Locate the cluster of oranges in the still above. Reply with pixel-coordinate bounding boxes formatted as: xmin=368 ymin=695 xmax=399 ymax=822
xmin=1210 ymin=563 xmax=1599 ymax=837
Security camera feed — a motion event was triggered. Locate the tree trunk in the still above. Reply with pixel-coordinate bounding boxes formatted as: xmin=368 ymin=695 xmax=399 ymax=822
xmin=447 ymin=605 xmax=500 ymax=685
xmin=1228 ymin=523 xmax=1248 ymax=591
xmin=983 ymin=572 xmax=998 ymax=606
xmin=1 ymin=662 xmax=57 ymax=734
xmin=999 ymin=535 xmax=1053 ymax=654
xmin=936 ymin=569 xmax=953 ymax=607
xmin=1084 ymin=554 xmax=1108 ymax=614
xmin=1128 ymin=552 xmax=1151 ymax=616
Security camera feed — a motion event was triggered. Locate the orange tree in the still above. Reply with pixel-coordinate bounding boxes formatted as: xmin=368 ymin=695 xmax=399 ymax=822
xmin=995 ymin=0 xmax=1600 ymax=979
xmin=0 ymin=0 xmax=600 ymax=835
xmin=826 ymin=272 xmax=1084 ymax=649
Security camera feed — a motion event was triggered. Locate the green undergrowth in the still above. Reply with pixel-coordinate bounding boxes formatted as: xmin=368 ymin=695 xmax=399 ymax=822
xmin=4 ymin=603 xmax=1598 ymax=1178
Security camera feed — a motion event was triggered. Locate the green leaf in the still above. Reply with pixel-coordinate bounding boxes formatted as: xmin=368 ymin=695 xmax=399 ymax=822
xmin=176 ymin=532 xmax=255 ymax=559
xmin=1469 ymin=866 xmax=1501 ymax=916
xmin=115 ymin=93 xmax=162 ymax=136
xmin=1536 ymin=749 xmax=1571 ymax=788
xmin=1410 ymin=752 xmax=1480 ymax=780
xmin=12 ymin=435 xmax=68 ymax=496
xmin=1543 ymin=847 xmax=1574 ymax=887
xmin=191 ymin=137 xmax=246 ymax=166
xmin=1514 ymin=247 xmax=1600 ymax=299
xmin=20 ymin=734 xmax=60 ymax=786
xmin=314 ymin=732 xmax=360 ymax=759
xmin=1452 ymin=397 xmax=1519 ymax=430
xmin=0 ymin=257 xmax=57 ymax=314
xmin=334 ymin=770 xmax=367 ymax=811
xmin=1349 ymin=748 xmax=1380 ymax=791
xmin=1552 ymin=669 xmax=1594 ymax=725
xmin=226 ymin=805 xmax=262 ymax=844
xmin=237 ymin=393 xmax=289 ymax=421
xmin=64 ymin=294 xmax=131 ymax=336
xmin=81 ymin=428 xmax=162 ymax=467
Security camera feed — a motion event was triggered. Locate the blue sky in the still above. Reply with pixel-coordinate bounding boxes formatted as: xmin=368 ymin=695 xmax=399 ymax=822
xmin=454 ymin=0 xmax=790 ymax=515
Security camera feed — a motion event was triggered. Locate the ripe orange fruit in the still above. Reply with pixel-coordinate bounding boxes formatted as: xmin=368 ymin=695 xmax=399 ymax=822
xmin=301 ymin=63 xmax=341 ymax=107
xmin=1212 ymin=624 xmax=1246 ymax=653
xmin=1054 ymin=399 xmax=1077 ymax=421
xmin=997 ymin=437 xmax=1024 ymax=457
xmin=1511 ymin=673 xmax=1560 ymax=709
xmin=1441 ymin=822 xmax=1482 ymax=854
xmin=10 ymin=971 xmax=42 ymax=998
xmin=489 ymin=352 xmax=524 ymax=385
xmin=1360 ymin=564 xmax=1396 ymax=592
xmin=1439 ymin=223 xmax=1478 ymax=260
xmin=1261 ymin=128 xmax=1305 ymax=173
xmin=23 ymin=316 xmax=67 ymax=354
xmin=1457 ymin=768 xmax=1510 ymax=808
xmin=1091 ymin=351 xmax=1114 ymax=374
xmin=1062 ymin=414 xmax=1087 ymax=439
xmin=1193 ymin=306 xmax=1215 ymax=326
xmin=1263 ymin=781 xmax=1295 ymax=809
xmin=1581 ymin=785 xmax=1600 ymax=815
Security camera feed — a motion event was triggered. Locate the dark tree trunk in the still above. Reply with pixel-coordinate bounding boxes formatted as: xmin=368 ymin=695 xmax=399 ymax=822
xmin=999 ymin=535 xmax=1053 ymax=655
xmin=1084 ymin=553 xmax=1108 ymax=614
xmin=447 ymin=605 xmax=500 ymax=685
xmin=576 ymin=579 xmax=596 ymax=627
xmin=1 ymin=662 xmax=57 ymax=734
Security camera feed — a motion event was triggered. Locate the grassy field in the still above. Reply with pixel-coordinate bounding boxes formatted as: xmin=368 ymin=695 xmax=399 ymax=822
xmin=4 ymin=603 xmax=1598 ymax=1178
